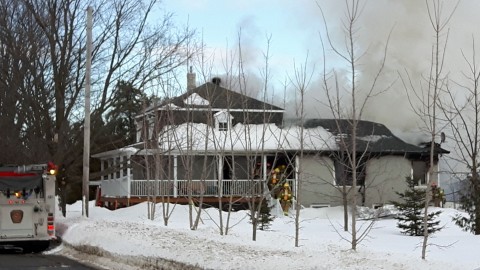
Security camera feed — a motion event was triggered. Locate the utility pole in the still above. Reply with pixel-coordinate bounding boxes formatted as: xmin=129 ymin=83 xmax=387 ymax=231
xmin=83 ymin=6 xmax=93 ymax=217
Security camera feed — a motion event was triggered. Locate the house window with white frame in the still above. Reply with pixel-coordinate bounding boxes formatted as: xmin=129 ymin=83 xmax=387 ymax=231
xmin=214 ymin=111 xmax=233 ymax=132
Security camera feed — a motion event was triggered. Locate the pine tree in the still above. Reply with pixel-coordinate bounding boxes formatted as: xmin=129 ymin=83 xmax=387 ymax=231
xmin=258 ymin=200 xmax=275 ymax=231
xmin=453 ymin=174 xmax=480 ymax=234
xmin=391 ymin=176 xmax=442 ymax=236
xmin=105 ymin=81 xmax=149 ymax=146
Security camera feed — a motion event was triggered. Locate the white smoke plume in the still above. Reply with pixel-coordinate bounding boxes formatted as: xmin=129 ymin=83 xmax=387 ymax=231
xmin=189 ymin=0 xmax=480 ymax=146
xmin=282 ymin=0 xmax=479 ymax=145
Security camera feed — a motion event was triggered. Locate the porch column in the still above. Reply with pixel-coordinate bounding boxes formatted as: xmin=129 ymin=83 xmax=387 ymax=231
xmin=294 ymin=155 xmax=300 ymax=210
xmin=127 ymin=154 xmax=131 ymax=199
xmin=218 ymin=155 xmax=223 ymax=197
xmin=261 ymin=155 xmax=268 ymax=197
xmin=100 ymin=159 xmax=105 ymax=181
xmin=262 ymin=155 xmax=267 ymax=180
xmin=113 ymin=157 xmax=117 ymax=179
xmin=120 ymin=155 xmax=124 ymax=179
xmin=173 ymin=155 xmax=178 ymax=198
xmin=107 ymin=159 xmax=112 ymax=180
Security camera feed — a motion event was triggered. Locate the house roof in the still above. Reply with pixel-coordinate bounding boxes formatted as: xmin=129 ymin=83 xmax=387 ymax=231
xmin=303 ymin=119 xmax=449 ymax=155
xmin=91 ymin=146 xmax=139 ymax=159
xmin=93 ymin=119 xmax=450 ymax=160
xmin=144 ymin=82 xmax=284 ymax=114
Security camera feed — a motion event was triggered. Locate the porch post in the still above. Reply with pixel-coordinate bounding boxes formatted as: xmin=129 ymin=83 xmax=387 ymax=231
xmin=107 ymin=159 xmax=112 ymax=180
xmin=262 ymin=155 xmax=268 ymax=196
xmin=113 ymin=157 xmax=117 ymax=179
xmin=173 ymin=155 xmax=178 ymax=198
xmin=112 ymin=157 xmax=117 ymax=196
xmin=294 ymin=155 xmax=300 ymax=210
xmin=218 ymin=155 xmax=223 ymax=197
xmin=100 ymin=159 xmax=105 ymax=181
xmin=127 ymin=154 xmax=131 ymax=200
xmin=262 ymin=155 xmax=267 ymax=180
xmin=120 ymin=155 xmax=124 ymax=179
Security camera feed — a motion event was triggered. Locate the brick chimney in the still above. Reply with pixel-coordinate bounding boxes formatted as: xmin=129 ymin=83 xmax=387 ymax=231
xmin=187 ymin=66 xmax=196 ymax=90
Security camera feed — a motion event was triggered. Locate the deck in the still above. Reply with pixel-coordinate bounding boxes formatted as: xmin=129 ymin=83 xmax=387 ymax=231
xmin=96 ymin=178 xmax=293 ymax=210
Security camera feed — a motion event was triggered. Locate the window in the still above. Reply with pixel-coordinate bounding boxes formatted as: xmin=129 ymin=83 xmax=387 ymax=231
xmin=334 ymin=155 xmax=366 ymax=186
xmin=412 ymin=161 xmax=427 ymax=185
xmin=214 ymin=111 xmax=233 ymax=132
xmin=218 ymin=122 xmax=228 ymax=131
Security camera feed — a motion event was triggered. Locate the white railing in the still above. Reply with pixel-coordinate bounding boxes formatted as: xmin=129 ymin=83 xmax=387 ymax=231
xmin=101 ymin=176 xmax=130 ymax=197
xmin=130 ymin=179 xmax=266 ymax=197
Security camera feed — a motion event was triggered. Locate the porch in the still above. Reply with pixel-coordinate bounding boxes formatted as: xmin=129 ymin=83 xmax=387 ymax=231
xmin=93 ymin=151 xmax=297 ymax=209
xmin=98 ymin=177 xmax=295 ymax=209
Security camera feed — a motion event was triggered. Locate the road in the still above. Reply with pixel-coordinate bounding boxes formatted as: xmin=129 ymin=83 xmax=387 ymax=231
xmin=0 ymin=251 xmax=100 ymax=270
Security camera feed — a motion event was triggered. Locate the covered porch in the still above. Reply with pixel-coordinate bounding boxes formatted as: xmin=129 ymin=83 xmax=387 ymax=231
xmin=93 ymin=148 xmax=297 ymax=209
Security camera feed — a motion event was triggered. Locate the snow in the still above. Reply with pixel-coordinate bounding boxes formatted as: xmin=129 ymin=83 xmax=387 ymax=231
xmin=358 ymin=135 xmax=388 ymax=142
xmin=184 ymin=93 xmax=210 ymax=106
xmin=52 ymin=201 xmax=480 ymax=270
xmin=154 ymin=123 xmax=337 ymax=153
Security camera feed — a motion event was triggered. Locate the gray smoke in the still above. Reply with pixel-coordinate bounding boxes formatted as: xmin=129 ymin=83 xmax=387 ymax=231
xmin=195 ymin=0 xmax=480 ymax=147
xmin=283 ymin=0 xmax=479 ymax=145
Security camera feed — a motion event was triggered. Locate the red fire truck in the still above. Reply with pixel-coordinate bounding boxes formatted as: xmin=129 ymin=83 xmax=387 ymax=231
xmin=0 ymin=162 xmax=57 ymax=252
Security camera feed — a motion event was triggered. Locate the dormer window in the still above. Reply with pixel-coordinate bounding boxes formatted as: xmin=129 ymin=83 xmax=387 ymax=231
xmin=218 ymin=122 xmax=228 ymax=131
xmin=214 ymin=111 xmax=233 ymax=132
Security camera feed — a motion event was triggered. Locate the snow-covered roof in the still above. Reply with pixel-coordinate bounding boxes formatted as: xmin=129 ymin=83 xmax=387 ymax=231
xmin=92 ymin=146 xmax=139 ymax=159
xmin=183 ymin=93 xmax=209 ymax=106
xmin=160 ymin=103 xmax=179 ymax=109
xmin=151 ymin=123 xmax=337 ymax=153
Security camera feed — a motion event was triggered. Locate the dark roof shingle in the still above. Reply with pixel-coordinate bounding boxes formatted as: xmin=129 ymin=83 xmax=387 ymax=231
xmin=303 ymin=119 xmax=449 ymax=155
xmin=150 ymin=82 xmax=283 ymax=112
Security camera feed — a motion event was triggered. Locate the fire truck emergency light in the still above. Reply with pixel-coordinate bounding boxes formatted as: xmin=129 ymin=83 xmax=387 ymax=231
xmin=47 ymin=162 xmax=57 ymax=175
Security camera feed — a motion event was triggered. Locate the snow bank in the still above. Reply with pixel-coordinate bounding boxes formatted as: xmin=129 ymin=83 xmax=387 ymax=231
xmin=53 ymin=202 xmax=480 ymax=270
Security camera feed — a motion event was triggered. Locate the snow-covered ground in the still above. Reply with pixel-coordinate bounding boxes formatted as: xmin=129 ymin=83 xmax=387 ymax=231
xmin=50 ymin=201 xmax=480 ymax=270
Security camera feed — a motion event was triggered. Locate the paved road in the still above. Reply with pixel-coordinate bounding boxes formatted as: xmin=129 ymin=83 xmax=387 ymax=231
xmin=0 ymin=251 xmax=99 ymax=270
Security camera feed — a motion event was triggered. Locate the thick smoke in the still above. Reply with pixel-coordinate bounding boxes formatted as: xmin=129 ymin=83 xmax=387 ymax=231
xmin=283 ymin=0 xmax=480 ymax=145
xmin=195 ymin=0 xmax=480 ymax=146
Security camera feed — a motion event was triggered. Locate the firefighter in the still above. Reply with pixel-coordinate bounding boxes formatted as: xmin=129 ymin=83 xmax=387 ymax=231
xmin=431 ymin=182 xmax=445 ymax=207
xmin=269 ymin=167 xmax=281 ymax=198
xmin=279 ymin=182 xmax=292 ymax=216
xmin=271 ymin=168 xmax=280 ymax=185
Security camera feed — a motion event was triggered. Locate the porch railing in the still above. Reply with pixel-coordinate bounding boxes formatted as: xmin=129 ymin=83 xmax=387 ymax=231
xmin=129 ymin=179 xmax=266 ymax=197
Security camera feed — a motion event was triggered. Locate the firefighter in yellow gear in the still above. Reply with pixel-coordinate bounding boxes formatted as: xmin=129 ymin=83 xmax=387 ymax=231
xmin=279 ymin=182 xmax=292 ymax=216
xmin=271 ymin=168 xmax=280 ymax=185
xmin=269 ymin=168 xmax=281 ymax=198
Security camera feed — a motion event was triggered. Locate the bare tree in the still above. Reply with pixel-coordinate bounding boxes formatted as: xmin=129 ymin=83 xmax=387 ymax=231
xmin=290 ymin=57 xmax=314 ymax=247
xmin=0 ymin=0 xmax=195 ymax=182
xmin=440 ymin=38 xmax=480 ymax=235
xmin=319 ymin=0 xmax=391 ymax=250
xmin=0 ymin=0 xmax=51 ymax=164
xmin=400 ymin=0 xmax=457 ymax=259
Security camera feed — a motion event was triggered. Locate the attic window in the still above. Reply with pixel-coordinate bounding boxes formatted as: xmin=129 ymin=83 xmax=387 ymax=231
xmin=214 ymin=111 xmax=233 ymax=132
